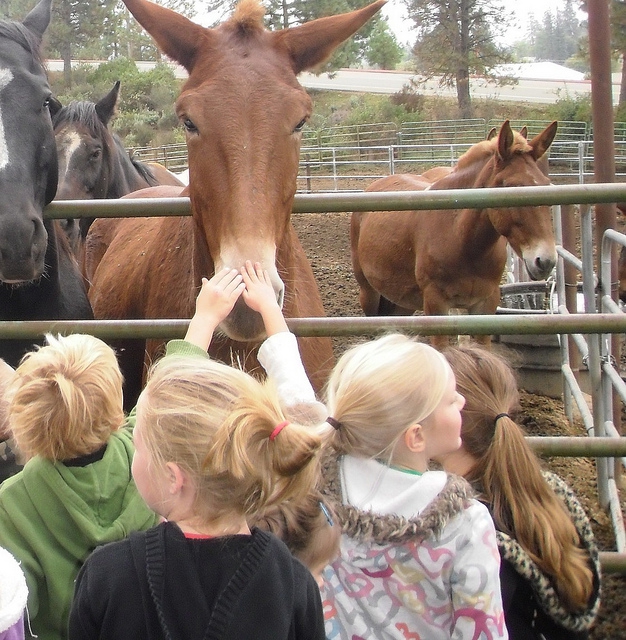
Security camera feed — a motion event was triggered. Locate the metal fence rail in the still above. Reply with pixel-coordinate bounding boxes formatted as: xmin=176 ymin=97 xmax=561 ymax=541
xmin=40 ymin=182 xmax=626 ymax=572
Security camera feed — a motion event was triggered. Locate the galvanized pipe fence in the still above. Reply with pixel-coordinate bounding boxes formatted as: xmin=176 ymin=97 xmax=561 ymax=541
xmin=132 ymin=140 xmax=626 ymax=191
xmin=296 ymin=140 xmax=625 ymax=191
xmin=40 ymin=182 xmax=626 ymax=571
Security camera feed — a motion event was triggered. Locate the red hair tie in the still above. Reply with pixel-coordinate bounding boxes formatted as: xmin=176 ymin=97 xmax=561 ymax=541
xmin=269 ymin=420 xmax=290 ymax=441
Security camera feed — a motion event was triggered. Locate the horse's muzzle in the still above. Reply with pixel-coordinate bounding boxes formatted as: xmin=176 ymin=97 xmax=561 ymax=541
xmin=0 ymin=217 xmax=47 ymax=282
xmin=220 ymin=296 xmax=271 ymax=342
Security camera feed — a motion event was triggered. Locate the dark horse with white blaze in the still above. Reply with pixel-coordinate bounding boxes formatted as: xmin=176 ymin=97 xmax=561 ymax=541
xmin=0 ymin=0 xmax=92 ymax=367
xmin=351 ymin=120 xmax=558 ymax=347
xmin=51 ymin=81 xmax=184 ymax=254
xmin=86 ymin=0 xmax=385 ymax=407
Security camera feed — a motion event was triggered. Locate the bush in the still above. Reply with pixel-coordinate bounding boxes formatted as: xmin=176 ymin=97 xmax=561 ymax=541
xmin=49 ymin=58 xmax=184 ymax=149
xmin=390 ymin=82 xmax=425 ymax=114
xmin=549 ymin=91 xmax=592 ymax=123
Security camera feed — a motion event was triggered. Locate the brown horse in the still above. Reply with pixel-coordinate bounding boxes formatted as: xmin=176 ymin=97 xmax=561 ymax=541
xmin=86 ymin=0 xmax=384 ymax=407
xmin=351 ymin=120 xmax=558 ymax=344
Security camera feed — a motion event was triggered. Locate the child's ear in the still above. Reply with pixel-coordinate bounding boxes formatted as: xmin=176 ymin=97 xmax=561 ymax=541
xmin=165 ymin=461 xmax=186 ymax=495
xmin=403 ymin=423 xmax=426 ymax=453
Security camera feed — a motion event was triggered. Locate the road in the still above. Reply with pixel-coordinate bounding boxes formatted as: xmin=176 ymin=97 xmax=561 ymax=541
xmin=298 ymin=68 xmax=621 ymax=105
xmin=46 ymin=60 xmax=621 ymax=105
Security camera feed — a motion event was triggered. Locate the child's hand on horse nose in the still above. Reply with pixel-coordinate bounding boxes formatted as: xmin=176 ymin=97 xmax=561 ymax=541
xmin=240 ymin=260 xmax=278 ymax=314
xmin=196 ymin=268 xmax=245 ymax=323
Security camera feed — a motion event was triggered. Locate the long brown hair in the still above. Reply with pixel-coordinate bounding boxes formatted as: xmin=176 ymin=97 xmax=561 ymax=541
xmin=443 ymin=344 xmax=594 ymax=612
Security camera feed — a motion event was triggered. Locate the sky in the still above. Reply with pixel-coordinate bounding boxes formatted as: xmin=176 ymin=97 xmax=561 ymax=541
xmin=380 ymin=0 xmax=583 ymax=47
xmin=191 ymin=0 xmax=585 ymax=48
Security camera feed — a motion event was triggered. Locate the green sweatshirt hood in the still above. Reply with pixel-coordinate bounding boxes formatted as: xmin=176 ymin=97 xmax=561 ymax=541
xmin=0 ymin=428 xmax=159 ymax=640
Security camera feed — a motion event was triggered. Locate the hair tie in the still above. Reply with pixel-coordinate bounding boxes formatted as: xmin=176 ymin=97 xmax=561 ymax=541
xmin=494 ymin=413 xmax=510 ymax=424
xmin=327 ymin=416 xmax=342 ymax=430
xmin=319 ymin=501 xmax=334 ymax=527
xmin=269 ymin=420 xmax=289 ymax=441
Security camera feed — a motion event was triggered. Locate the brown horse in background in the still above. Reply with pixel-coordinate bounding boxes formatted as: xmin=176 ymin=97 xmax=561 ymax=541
xmin=351 ymin=120 xmax=558 ymax=345
xmin=86 ymin=0 xmax=385 ymax=407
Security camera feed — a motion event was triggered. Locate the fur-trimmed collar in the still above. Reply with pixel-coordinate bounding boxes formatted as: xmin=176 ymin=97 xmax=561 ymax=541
xmin=321 ymin=451 xmax=474 ymax=545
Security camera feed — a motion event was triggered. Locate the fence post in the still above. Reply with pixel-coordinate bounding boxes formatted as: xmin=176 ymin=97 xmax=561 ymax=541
xmin=305 ymin=154 xmax=312 ymax=194
xmin=580 ymin=202 xmax=610 ymax=508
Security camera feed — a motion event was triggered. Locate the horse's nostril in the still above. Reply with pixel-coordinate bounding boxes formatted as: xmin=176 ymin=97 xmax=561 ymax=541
xmin=535 ymin=255 xmax=555 ymax=275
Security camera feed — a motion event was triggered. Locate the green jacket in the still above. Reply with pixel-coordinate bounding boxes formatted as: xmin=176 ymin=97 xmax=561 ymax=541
xmin=0 ymin=339 xmax=204 ymax=640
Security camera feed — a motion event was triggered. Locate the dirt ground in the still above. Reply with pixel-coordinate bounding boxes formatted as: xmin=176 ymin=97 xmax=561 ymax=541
xmin=291 ymin=210 xmax=625 ymax=639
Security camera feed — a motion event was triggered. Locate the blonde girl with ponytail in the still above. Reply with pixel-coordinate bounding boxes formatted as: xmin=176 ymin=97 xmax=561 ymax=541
xmin=319 ymin=333 xmax=507 ymax=640
xmin=69 ymin=267 xmax=328 ymax=640
xmin=442 ymin=344 xmax=600 ymax=640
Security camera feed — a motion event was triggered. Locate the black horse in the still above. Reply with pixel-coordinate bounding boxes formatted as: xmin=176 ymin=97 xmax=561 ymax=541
xmin=0 ymin=0 xmax=93 ymax=367
xmin=51 ymin=81 xmax=184 ymax=252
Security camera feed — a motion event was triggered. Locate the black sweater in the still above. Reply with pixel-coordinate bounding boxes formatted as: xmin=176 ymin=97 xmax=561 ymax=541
xmin=69 ymin=522 xmax=325 ymax=640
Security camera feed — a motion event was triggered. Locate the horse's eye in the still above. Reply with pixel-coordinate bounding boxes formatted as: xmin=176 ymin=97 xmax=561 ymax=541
xmin=91 ymin=149 xmax=102 ymax=160
xmin=183 ymin=118 xmax=198 ymax=133
xmin=293 ymin=118 xmax=307 ymax=133
xmin=43 ymin=97 xmax=50 ymax=109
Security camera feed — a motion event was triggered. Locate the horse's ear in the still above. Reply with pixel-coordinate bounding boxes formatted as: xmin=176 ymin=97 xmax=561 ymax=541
xmin=95 ymin=81 xmax=121 ymax=126
xmin=274 ymin=0 xmax=386 ymax=74
xmin=519 ymin=126 xmax=528 ymax=139
xmin=486 ymin=127 xmax=497 ymax=140
xmin=529 ymin=121 xmax=558 ymax=160
xmin=497 ymin=120 xmax=515 ymax=161
xmin=120 ymin=0 xmax=207 ymax=71
xmin=22 ymin=0 xmax=52 ymax=40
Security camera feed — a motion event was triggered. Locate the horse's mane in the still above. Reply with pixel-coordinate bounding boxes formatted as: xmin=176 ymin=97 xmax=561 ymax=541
xmin=432 ymin=130 xmax=535 ymax=189
xmin=230 ymin=0 xmax=266 ymax=32
xmin=52 ymin=101 xmax=107 ymax=138
xmin=0 ymin=20 xmax=43 ymax=66
xmin=455 ymin=131 xmax=532 ymax=171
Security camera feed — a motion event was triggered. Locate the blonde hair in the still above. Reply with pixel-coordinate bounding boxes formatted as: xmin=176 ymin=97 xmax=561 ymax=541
xmin=138 ymin=356 xmax=326 ymax=523
xmin=251 ymin=491 xmax=340 ymax=572
xmin=324 ymin=334 xmax=450 ymax=460
xmin=0 ymin=359 xmax=15 ymax=439
xmin=443 ymin=344 xmax=594 ymax=612
xmin=8 ymin=334 xmax=124 ymax=461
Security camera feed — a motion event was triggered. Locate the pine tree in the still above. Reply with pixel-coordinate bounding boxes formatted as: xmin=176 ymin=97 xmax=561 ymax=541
xmin=406 ymin=0 xmax=514 ymax=118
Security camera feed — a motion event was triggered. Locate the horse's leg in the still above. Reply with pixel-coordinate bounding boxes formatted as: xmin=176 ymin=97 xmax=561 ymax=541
xmin=350 ymin=212 xmax=384 ymax=316
xmin=422 ymin=287 xmax=453 ymax=350
xmin=467 ymin=289 xmax=501 ymax=348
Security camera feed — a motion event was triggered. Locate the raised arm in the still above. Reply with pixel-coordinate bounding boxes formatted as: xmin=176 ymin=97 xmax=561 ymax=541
xmin=184 ymin=268 xmax=245 ymax=351
xmin=242 ymin=261 xmax=324 ymax=420
xmin=241 ymin=260 xmax=288 ymax=336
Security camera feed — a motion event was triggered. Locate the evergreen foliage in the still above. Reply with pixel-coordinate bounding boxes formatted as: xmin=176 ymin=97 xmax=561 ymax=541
xmin=405 ymin=0 xmax=515 ymax=118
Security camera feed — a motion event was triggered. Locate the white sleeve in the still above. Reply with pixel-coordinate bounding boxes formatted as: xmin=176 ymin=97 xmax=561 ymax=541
xmin=450 ymin=501 xmax=509 ymax=640
xmin=257 ymin=332 xmax=318 ymax=407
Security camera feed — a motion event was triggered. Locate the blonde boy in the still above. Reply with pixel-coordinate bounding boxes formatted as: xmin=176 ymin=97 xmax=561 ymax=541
xmin=0 ymin=334 xmax=159 ymax=640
